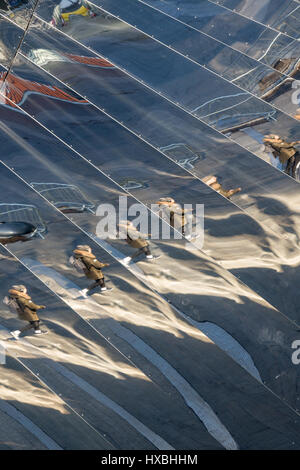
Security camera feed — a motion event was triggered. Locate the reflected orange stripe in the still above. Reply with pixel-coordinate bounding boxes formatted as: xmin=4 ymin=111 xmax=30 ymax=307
xmin=0 ymin=71 xmax=88 ymax=107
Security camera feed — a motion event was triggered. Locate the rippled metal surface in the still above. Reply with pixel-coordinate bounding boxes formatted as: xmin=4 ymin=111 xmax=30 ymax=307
xmin=0 ymin=0 xmax=300 ymax=450
xmin=209 ymin=0 xmax=300 ymax=39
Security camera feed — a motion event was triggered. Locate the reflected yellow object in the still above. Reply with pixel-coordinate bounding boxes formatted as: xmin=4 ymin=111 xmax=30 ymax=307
xmin=61 ymin=5 xmax=89 ymax=22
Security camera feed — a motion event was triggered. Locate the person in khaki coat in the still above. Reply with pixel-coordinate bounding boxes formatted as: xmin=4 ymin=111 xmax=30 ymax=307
xmin=263 ymin=135 xmax=300 ymax=177
xmin=118 ymin=221 xmax=153 ymax=264
xmin=73 ymin=245 xmax=109 ymax=296
xmin=202 ymin=175 xmax=242 ymax=199
xmin=156 ymin=197 xmax=193 ymax=239
xmin=9 ymin=285 xmax=46 ymax=340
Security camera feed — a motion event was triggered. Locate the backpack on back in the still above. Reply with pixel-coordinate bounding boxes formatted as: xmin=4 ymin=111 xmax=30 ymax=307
xmin=69 ymin=255 xmax=87 ymax=273
xmin=3 ymin=296 xmax=22 ymax=315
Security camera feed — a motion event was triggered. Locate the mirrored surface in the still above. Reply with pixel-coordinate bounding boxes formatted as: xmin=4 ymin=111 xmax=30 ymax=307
xmin=2 ymin=47 xmax=300 ymax=325
xmin=3 ymin=167 xmax=300 ymax=449
xmin=78 ymin=0 xmax=298 ymax=117
xmin=1 ymin=249 xmax=228 ymax=450
xmin=0 ymin=16 xmax=26 ymax=67
xmin=140 ymin=0 xmax=300 ymax=75
xmin=209 ymin=0 xmax=300 ymax=39
xmin=1 ymin=92 xmax=300 ymax=418
xmin=28 ymin=2 xmax=300 ymax=152
xmin=1 ymin=0 xmax=300 ymax=450
xmin=0 ymin=0 xmax=37 ymax=29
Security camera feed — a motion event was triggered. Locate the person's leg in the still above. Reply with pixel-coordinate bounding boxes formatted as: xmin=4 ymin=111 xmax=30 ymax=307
xmin=32 ymin=321 xmax=41 ymax=333
xmin=143 ymin=245 xmax=153 ymax=259
xmin=18 ymin=321 xmax=41 ymax=336
xmin=88 ymin=278 xmax=106 ymax=292
xmin=10 ymin=322 xmax=32 ymax=339
xmin=20 ymin=322 xmax=35 ymax=334
xmin=285 ymin=156 xmax=294 ymax=176
xmin=130 ymin=248 xmax=144 ymax=261
xmin=87 ymin=280 xmax=99 ymax=292
xmin=292 ymin=154 xmax=300 ymax=179
xmin=94 ymin=278 xmax=106 ymax=291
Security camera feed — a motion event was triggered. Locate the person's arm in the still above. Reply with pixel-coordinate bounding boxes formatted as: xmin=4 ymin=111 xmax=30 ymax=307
xmin=128 ymin=228 xmax=147 ymax=239
xmin=24 ymin=299 xmax=46 ymax=310
xmin=276 ymin=142 xmax=296 ymax=149
xmin=226 ymin=188 xmax=242 ymax=198
xmin=202 ymin=175 xmax=217 ymax=185
xmin=92 ymin=259 xmax=109 ymax=269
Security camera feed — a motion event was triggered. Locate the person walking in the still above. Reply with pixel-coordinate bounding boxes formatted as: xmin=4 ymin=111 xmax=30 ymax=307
xmin=72 ymin=245 xmax=110 ymax=296
xmin=263 ymin=135 xmax=300 ymax=178
xmin=8 ymin=285 xmax=46 ymax=340
xmin=118 ymin=221 xmax=153 ymax=264
xmin=156 ymin=197 xmax=193 ymax=239
xmin=202 ymin=175 xmax=242 ymax=199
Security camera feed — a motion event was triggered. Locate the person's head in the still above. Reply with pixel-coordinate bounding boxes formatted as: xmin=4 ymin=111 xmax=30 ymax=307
xmin=210 ymin=182 xmax=222 ymax=191
xmin=75 ymin=245 xmax=91 ymax=253
xmin=118 ymin=220 xmax=133 ymax=228
xmin=264 ymin=134 xmax=282 ymax=142
xmin=11 ymin=285 xmax=27 ymax=294
xmin=156 ymin=197 xmax=175 ymax=206
xmin=295 ymin=108 xmax=300 ymax=119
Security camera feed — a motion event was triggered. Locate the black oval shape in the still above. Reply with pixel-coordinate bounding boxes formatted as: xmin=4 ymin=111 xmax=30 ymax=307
xmin=0 ymin=222 xmax=36 ymax=237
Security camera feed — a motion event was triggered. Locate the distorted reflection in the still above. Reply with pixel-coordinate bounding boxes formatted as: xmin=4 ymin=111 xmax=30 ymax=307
xmin=160 ymin=143 xmax=204 ymax=170
xmin=263 ymin=134 xmax=300 ymax=178
xmin=0 ymin=203 xmax=46 ymax=244
xmin=4 ymin=283 xmax=47 ymax=339
xmin=51 ymin=0 xmax=96 ymax=28
xmin=0 ymin=71 xmax=87 ymax=107
xmin=1 ymin=0 xmax=300 ymax=451
xmin=70 ymin=244 xmax=110 ymax=296
xmin=118 ymin=220 xmax=155 ymax=265
xmin=0 ymin=0 xmax=36 ymax=28
xmin=156 ymin=197 xmax=193 ymax=240
xmin=28 ymin=48 xmax=114 ymax=68
xmin=209 ymin=0 xmax=300 ymax=39
xmin=202 ymin=175 xmax=242 ymax=199
xmin=30 ymin=182 xmax=95 ymax=214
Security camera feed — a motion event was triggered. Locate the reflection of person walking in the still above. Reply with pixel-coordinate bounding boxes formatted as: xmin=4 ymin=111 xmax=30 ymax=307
xmin=118 ymin=221 xmax=153 ymax=265
xmin=263 ymin=135 xmax=300 ymax=178
xmin=202 ymin=175 xmax=241 ymax=199
xmin=73 ymin=245 xmax=109 ymax=297
xmin=156 ymin=197 xmax=192 ymax=239
xmin=9 ymin=285 xmax=46 ymax=340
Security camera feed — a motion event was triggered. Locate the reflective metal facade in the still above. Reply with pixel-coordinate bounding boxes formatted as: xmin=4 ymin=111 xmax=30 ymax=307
xmin=0 ymin=0 xmax=300 ymax=450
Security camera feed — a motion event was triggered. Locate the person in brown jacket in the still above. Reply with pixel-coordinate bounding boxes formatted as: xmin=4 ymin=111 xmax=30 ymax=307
xmin=263 ymin=135 xmax=300 ymax=177
xmin=118 ymin=221 xmax=153 ymax=264
xmin=9 ymin=285 xmax=46 ymax=340
xmin=202 ymin=175 xmax=242 ymax=199
xmin=73 ymin=245 xmax=110 ymax=296
xmin=156 ymin=197 xmax=193 ymax=239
